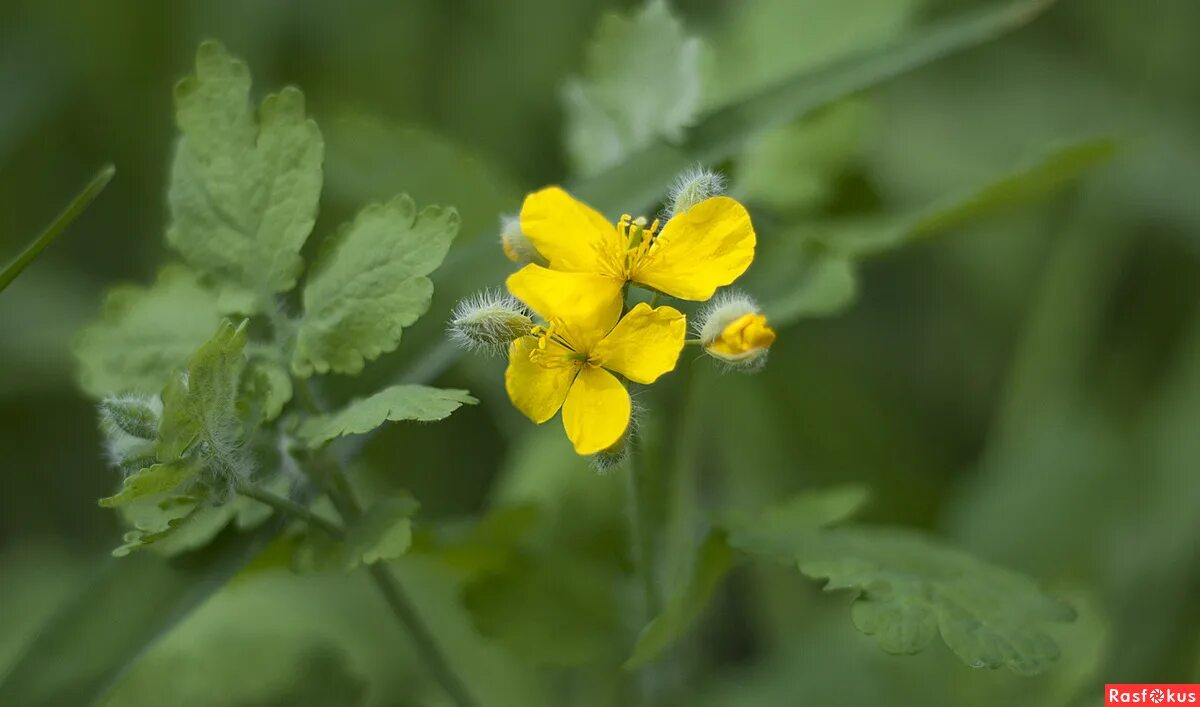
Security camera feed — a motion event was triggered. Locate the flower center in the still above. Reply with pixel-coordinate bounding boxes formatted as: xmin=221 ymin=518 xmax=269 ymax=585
xmin=528 ymin=324 xmax=592 ymax=369
xmin=617 ymin=214 xmax=662 ymax=281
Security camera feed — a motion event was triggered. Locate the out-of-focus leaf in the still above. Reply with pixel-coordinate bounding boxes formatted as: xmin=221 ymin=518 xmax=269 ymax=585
xmin=748 ymin=525 xmax=1076 ymax=675
xmin=625 ymin=529 xmax=735 ymax=669
xmin=751 ymin=138 xmax=1113 ymax=327
xmin=167 ymin=41 xmax=323 ymax=299
xmin=293 ymin=196 xmax=459 ymax=376
xmin=563 ymin=0 xmax=701 ymax=176
xmin=737 ymin=101 xmax=868 ymax=213
xmin=703 ymin=0 xmax=918 ymax=108
xmin=0 ymin=164 xmax=114 ymax=294
xmin=463 ymin=558 xmax=622 ymax=668
xmin=827 ymin=138 xmax=1118 ymax=258
xmin=298 ymin=385 xmax=477 ymax=447
xmin=74 ymin=265 xmax=222 ymax=397
xmin=576 ymin=0 xmax=1057 ymax=217
xmin=723 ymin=484 xmax=870 ymax=560
xmin=0 ymin=523 xmax=280 ymax=706
xmin=345 ymin=494 xmax=419 ymax=566
xmin=324 ymin=115 xmax=519 ymax=240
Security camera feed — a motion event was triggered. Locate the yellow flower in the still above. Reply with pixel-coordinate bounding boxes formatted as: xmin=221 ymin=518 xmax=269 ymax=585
xmin=706 ymin=313 xmax=776 ymax=362
xmin=513 ymin=186 xmax=756 ymax=312
xmin=505 ymin=268 xmax=686 ymax=455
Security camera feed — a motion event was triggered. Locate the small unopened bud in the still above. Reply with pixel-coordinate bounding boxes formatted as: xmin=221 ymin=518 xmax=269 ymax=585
xmin=667 ymin=165 xmax=727 ymax=217
xmin=448 ymin=290 xmax=534 ymax=354
xmin=100 ymin=394 xmax=161 ymax=440
xmin=499 ymin=215 xmax=543 ymax=265
xmin=98 ymin=394 xmax=162 ymax=471
xmin=697 ymin=292 xmax=776 ymax=370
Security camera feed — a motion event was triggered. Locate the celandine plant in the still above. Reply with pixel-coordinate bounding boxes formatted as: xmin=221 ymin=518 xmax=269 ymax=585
xmin=48 ymin=0 xmax=1108 ymax=701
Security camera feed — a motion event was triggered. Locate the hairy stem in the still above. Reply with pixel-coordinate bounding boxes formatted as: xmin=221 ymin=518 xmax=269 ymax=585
xmin=234 ymin=480 xmax=344 ymax=537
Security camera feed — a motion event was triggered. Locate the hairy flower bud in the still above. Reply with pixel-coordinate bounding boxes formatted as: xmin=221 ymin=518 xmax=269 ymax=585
xmin=98 ymin=394 xmax=162 ymax=471
xmin=667 ymin=165 xmax=727 ymax=217
xmin=499 ymin=214 xmax=543 ymax=265
xmin=448 ymin=290 xmax=534 ymax=354
xmin=696 ymin=292 xmax=776 ymax=370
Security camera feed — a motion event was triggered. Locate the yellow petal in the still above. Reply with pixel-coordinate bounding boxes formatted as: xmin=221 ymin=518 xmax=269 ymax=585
xmin=561 ymin=366 xmax=631 ymax=455
xmin=506 ymin=264 xmax=622 ymax=351
xmin=632 ymin=196 xmax=755 ymax=301
xmin=505 ymin=336 xmax=578 ymax=423
xmin=591 ymin=303 xmax=686 ymax=384
xmin=707 ymin=312 xmax=777 ymax=361
xmin=520 ymin=187 xmax=623 ymax=276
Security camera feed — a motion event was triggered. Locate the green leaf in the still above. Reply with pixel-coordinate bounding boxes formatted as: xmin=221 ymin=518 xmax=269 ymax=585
xmin=625 ymin=530 xmax=735 ymax=669
xmin=74 ymin=265 xmax=223 ymax=397
xmin=0 ymin=164 xmax=114 ymax=294
xmin=737 ymin=101 xmax=868 ymax=213
xmin=0 ymin=523 xmax=280 ymax=706
xmin=157 ymin=319 xmax=249 ymax=465
xmin=242 ymin=354 xmax=293 ymax=422
xmin=563 ymin=0 xmax=701 ymax=176
xmin=344 ymin=495 xmax=420 ymax=566
xmin=753 ymin=138 xmax=1113 ymax=327
xmin=167 ymin=40 xmax=323 ymax=298
xmin=757 ymin=525 xmax=1075 ymax=675
xmin=826 ymin=138 xmax=1117 ymax=258
xmin=298 ymin=384 xmax=477 ymax=447
xmin=574 ymin=0 xmax=1057 ymax=217
xmin=723 ymin=484 xmax=870 ymax=558
xmin=98 ymin=461 xmax=197 ymax=508
xmin=293 ymin=195 xmax=460 ymax=376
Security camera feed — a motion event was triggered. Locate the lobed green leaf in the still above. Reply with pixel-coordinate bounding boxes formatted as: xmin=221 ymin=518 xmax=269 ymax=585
xmin=564 ymin=0 xmax=701 ymax=176
xmin=298 ymin=384 xmax=477 ymax=447
xmin=293 ymin=195 xmax=460 ymax=376
xmin=345 ymin=495 xmax=420 ymax=567
xmin=98 ymin=461 xmax=197 ymax=508
xmin=167 ymin=40 xmax=324 ymax=300
xmin=74 ymin=265 xmax=223 ymax=397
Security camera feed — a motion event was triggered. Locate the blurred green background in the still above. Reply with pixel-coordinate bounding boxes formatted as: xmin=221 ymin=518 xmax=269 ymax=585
xmin=2 ymin=0 xmax=1198 ymax=705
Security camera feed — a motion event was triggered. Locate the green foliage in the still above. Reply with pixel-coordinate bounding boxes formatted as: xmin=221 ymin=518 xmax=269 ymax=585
xmin=74 ymin=266 xmax=223 ymax=397
xmin=345 ymin=495 xmax=419 ymax=566
xmin=624 ymin=530 xmax=734 ymax=669
xmin=734 ymin=521 xmax=1076 ymax=675
xmin=563 ymin=0 xmax=701 ymax=176
xmin=293 ymin=196 xmax=460 ymax=376
xmin=298 ymin=385 xmax=477 ymax=446
xmin=98 ymin=395 xmax=159 ymax=441
xmin=752 ymin=138 xmax=1116 ymax=327
xmin=97 ymin=462 xmax=196 ymax=508
xmin=157 ymin=319 xmax=248 ymax=468
xmin=167 ymin=40 xmax=323 ymax=301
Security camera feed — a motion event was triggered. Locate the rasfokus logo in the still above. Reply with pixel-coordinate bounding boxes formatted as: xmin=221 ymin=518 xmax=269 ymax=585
xmin=1106 ymin=685 xmax=1199 ymax=705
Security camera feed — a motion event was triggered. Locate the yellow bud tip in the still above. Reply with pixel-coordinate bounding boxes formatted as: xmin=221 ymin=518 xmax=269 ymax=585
xmin=501 ymin=232 xmax=522 ymax=262
xmin=706 ymin=313 xmax=776 ymax=360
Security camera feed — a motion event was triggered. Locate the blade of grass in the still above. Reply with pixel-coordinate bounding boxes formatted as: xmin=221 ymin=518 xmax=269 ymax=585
xmin=0 ymin=164 xmax=115 ymax=294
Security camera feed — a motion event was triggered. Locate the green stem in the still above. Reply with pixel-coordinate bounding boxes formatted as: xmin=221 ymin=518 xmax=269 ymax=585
xmin=648 ymin=292 xmax=662 ymax=308
xmin=1 ymin=164 xmax=115 ymax=293
xmin=324 ymin=462 xmax=480 ymax=707
xmin=625 ymin=453 xmax=661 ymax=620
xmin=234 ymin=480 xmax=344 ymax=538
